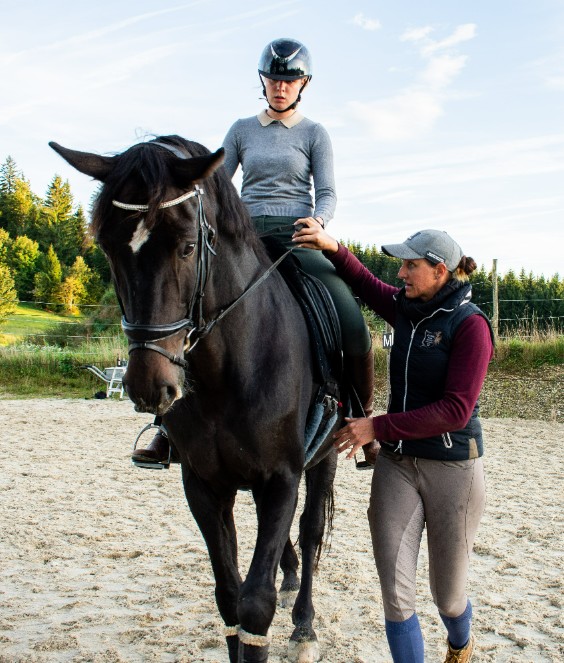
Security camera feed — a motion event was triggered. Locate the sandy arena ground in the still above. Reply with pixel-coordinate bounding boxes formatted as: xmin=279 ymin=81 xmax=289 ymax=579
xmin=0 ymin=398 xmax=562 ymax=662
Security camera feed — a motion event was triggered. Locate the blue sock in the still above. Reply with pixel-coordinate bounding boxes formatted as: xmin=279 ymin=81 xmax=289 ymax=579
xmin=385 ymin=613 xmax=424 ymax=663
xmin=440 ymin=600 xmax=472 ymax=649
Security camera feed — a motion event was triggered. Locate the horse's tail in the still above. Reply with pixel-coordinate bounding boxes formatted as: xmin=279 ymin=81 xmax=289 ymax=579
xmin=308 ymin=479 xmax=335 ymax=571
xmin=317 ymin=484 xmax=335 ymax=570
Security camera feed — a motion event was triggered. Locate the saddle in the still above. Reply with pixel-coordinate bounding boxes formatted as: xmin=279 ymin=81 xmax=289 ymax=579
xmin=262 ymin=238 xmax=345 ymax=464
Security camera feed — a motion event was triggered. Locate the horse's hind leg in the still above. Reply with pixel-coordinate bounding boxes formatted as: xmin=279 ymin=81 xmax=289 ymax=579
xmin=279 ymin=538 xmax=299 ymax=607
xmin=289 ymin=451 xmax=338 ymax=663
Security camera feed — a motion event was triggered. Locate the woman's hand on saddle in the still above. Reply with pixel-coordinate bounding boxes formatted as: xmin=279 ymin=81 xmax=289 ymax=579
xmin=292 ymin=218 xmax=339 ymax=254
xmin=334 ymin=417 xmax=378 ymax=460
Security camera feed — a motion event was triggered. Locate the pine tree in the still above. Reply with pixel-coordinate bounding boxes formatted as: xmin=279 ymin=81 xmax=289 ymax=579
xmin=0 ymin=161 xmax=42 ymax=238
xmin=33 ymin=245 xmax=62 ymax=309
xmin=39 ymin=175 xmax=75 ymax=259
xmin=0 ymin=156 xmax=20 ymax=195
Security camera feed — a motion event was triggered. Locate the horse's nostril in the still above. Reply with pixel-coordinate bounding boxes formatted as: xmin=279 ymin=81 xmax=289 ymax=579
xmin=164 ymin=384 xmax=180 ymax=404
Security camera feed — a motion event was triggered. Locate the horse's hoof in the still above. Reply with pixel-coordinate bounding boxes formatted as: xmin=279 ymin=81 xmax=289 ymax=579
xmin=238 ymin=641 xmax=270 ymax=662
xmin=288 ymin=638 xmax=320 ymax=663
xmin=278 ymin=589 xmax=298 ymax=608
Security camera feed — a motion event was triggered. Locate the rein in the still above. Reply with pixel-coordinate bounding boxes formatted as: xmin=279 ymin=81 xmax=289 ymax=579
xmin=113 ymin=147 xmax=296 ymax=368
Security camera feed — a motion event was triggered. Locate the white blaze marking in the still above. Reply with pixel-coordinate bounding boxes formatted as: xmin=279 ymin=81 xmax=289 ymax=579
xmin=129 ymin=219 xmax=151 ymax=253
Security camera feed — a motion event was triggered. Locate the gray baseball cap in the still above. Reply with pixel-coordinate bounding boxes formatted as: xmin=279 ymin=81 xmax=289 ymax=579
xmin=382 ymin=229 xmax=463 ymax=271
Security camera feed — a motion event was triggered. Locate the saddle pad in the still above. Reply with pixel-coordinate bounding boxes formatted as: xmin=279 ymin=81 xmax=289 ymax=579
xmin=262 ymin=237 xmax=343 ymax=385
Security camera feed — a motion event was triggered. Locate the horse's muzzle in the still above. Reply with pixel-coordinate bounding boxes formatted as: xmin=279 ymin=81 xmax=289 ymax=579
xmin=122 ymin=354 xmax=184 ymax=415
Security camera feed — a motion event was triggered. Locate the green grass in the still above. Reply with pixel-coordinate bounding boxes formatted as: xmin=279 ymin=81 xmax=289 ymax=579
xmin=0 ymin=303 xmax=83 ymax=345
xmin=0 ymin=305 xmax=564 ymax=421
xmin=492 ymin=330 xmax=564 ymax=370
xmin=0 ymin=338 xmax=128 ymax=399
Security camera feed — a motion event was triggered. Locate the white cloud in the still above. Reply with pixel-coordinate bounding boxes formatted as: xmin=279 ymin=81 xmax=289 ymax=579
xmin=335 ymin=133 xmax=564 ymax=197
xmin=346 ymin=23 xmax=477 ymax=142
xmin=400 ymin=26 xmax=433 ymax=42
xmin=350 ymin=12 xmax=381 ymax=31
xmin=529 ymin=53 xmax=564 ymax=91
xmin=421 ymin=23 xmax=477 ymax=56
xmin=420 ymin=54 xmax=467 ymax=89
xmin=348 ymin=91 xmax=443 ymax=141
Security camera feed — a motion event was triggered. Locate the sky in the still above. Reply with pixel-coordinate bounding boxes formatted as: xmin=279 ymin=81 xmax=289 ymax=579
xmin=1 ymin=0 xmax=563 ymax=278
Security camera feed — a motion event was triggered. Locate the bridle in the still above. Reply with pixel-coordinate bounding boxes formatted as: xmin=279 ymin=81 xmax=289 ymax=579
xmin=115 ymin=182 xmax=216 ymax=368
xmin=112 ymin=142 xmax=294 ymax=369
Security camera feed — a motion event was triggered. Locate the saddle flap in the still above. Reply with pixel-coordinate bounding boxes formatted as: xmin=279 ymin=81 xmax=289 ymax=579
xmin=262 ymin=237 xmax=343 ymax=385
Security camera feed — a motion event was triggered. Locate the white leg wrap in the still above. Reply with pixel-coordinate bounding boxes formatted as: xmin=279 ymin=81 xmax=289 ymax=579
xmin=224 ymin=625 xmax=240 ymax=637
xmin=238 ymin=627 xmax=272 ymax=647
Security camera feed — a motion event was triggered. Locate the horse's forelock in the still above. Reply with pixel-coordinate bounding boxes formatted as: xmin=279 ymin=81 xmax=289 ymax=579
xmin=92 ymin=135 xmax=265 ymax=259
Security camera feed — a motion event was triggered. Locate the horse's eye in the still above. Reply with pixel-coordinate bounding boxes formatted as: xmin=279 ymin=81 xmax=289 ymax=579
xmin=181 ymin=242 xmax=196 ymax=259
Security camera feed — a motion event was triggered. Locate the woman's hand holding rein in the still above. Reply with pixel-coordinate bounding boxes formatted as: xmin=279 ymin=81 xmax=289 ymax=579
xmin=292 ymin=218 xmax=340 ymax=254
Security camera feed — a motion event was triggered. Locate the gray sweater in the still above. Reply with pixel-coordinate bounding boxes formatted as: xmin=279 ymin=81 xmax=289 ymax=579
xmin=222 ymin=110 xmax=337 ymax=223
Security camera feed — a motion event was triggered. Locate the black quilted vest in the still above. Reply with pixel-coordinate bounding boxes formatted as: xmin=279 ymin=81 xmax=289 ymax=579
xmin=387 ymin=281 xmax=493 ymax=460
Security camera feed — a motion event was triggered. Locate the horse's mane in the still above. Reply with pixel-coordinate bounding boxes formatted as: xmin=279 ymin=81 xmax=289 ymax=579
xmin=92 ymin=135 xmax=265 ymax=256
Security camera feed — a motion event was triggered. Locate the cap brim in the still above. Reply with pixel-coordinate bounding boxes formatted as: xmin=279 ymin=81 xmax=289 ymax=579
xmin=381 ymin=242 xmax=422 ymax=260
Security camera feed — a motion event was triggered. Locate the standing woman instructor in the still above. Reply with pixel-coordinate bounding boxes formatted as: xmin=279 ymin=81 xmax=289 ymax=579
xmin=293 ymin=221 xmax=494 ymax=663
xmin=222 ymin=38 xmax=376 ymax=450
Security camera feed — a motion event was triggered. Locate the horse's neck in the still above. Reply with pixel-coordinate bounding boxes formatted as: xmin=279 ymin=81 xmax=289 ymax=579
xmin=208 ymin=242 xmax=266 ymax=311
xmin=190 ymin=243 xmax=296 ymax=378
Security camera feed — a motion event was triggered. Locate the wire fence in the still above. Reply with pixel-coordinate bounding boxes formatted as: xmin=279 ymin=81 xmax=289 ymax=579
xmin=2 ymin=295 xmax=563 ymax=345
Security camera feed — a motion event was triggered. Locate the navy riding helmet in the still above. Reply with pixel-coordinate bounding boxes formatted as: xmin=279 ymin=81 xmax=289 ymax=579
xmin=258 ymin=38 xmax=312 ymax=113
xmin=258 ymin=38 xmax=312 ymax=81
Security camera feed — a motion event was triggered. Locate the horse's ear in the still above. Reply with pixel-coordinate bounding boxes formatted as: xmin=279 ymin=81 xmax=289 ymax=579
xmin=49 ymin=142 xmax=116 ymax=182
xmin=173 ymin=148 xmax=225 ymax=185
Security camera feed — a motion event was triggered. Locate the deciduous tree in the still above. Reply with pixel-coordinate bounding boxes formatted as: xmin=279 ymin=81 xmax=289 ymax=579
xmin=0 ymin=264 xmax=17 ymax=323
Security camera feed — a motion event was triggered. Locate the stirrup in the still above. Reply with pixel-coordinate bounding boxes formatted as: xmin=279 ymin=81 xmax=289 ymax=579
xmin=131 ymin=423 xmax=172 ymax=470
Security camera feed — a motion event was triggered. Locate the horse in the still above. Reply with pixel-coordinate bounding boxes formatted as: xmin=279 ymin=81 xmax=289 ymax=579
xmin=50 ymin=135 xmax=347 ymax=663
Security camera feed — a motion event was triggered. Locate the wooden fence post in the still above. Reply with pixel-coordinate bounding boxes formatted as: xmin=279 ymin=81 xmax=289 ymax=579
xmin=492 ymin=258 xmax=499 ymax=341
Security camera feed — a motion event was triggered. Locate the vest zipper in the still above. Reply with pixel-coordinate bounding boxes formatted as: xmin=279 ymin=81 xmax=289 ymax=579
xmin=400 ymin=305 xmax=458 ymax=455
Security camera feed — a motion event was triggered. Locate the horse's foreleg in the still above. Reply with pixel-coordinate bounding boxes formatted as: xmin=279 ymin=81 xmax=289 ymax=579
xmin=181 ymin=465 xmax=241 ymax=663
xmin=289 ymin=451 xmax=337 ymax=663
xmin=237 ymin=471 xmax=301 ymax=662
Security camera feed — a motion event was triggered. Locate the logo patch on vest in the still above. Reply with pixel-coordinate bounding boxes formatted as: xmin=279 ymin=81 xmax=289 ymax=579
xmin=421 ymin=330 xmax=443 ymax=347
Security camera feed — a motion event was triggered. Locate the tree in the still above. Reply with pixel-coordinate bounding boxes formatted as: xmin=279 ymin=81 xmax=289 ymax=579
xmin=33 ymin=245 xmax=62 ymax=309
xmin=0 ymin=264 xmax=17 ymax=324
xmin=0 ymin=156 xmax=20 ymax=195
xmin=83 ymin=241 xmax=111 ymax=283
xmin=0 ymin=227 xmax=10 ymax=265
xmin=0 ymin=159 xmax=42 ymax=238
xmin=57 ymin=255 xmax=100 ymax=315
xmin=6 ymin=235 xmax=40 ymax=300
xmin=44 ymin=175 xmax=73 ymax=222
xmin=39 ymin=175 xmax=76 ymax=259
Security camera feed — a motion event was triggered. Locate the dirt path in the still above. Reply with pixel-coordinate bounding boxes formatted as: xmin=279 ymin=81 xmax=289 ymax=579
xmin=0 ymin=399 xmax=562 ymax=662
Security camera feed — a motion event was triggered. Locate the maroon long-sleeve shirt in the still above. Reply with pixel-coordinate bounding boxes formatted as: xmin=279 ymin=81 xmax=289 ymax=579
xmin=326 ymin=244 xmax=494 ymax=442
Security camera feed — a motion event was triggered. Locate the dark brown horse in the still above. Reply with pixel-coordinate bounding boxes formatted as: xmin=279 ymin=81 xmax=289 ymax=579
xmin=50 ymin=136 xmax=346 ymax=663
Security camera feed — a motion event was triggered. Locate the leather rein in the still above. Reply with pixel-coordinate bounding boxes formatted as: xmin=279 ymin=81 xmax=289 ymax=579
xmin=112 ymin=143 xmax=294 ymax=369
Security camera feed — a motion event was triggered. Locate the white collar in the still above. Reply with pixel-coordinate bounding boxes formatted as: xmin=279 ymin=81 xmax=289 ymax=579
xmin=257 ymin=109 xmax=304 ymax=128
